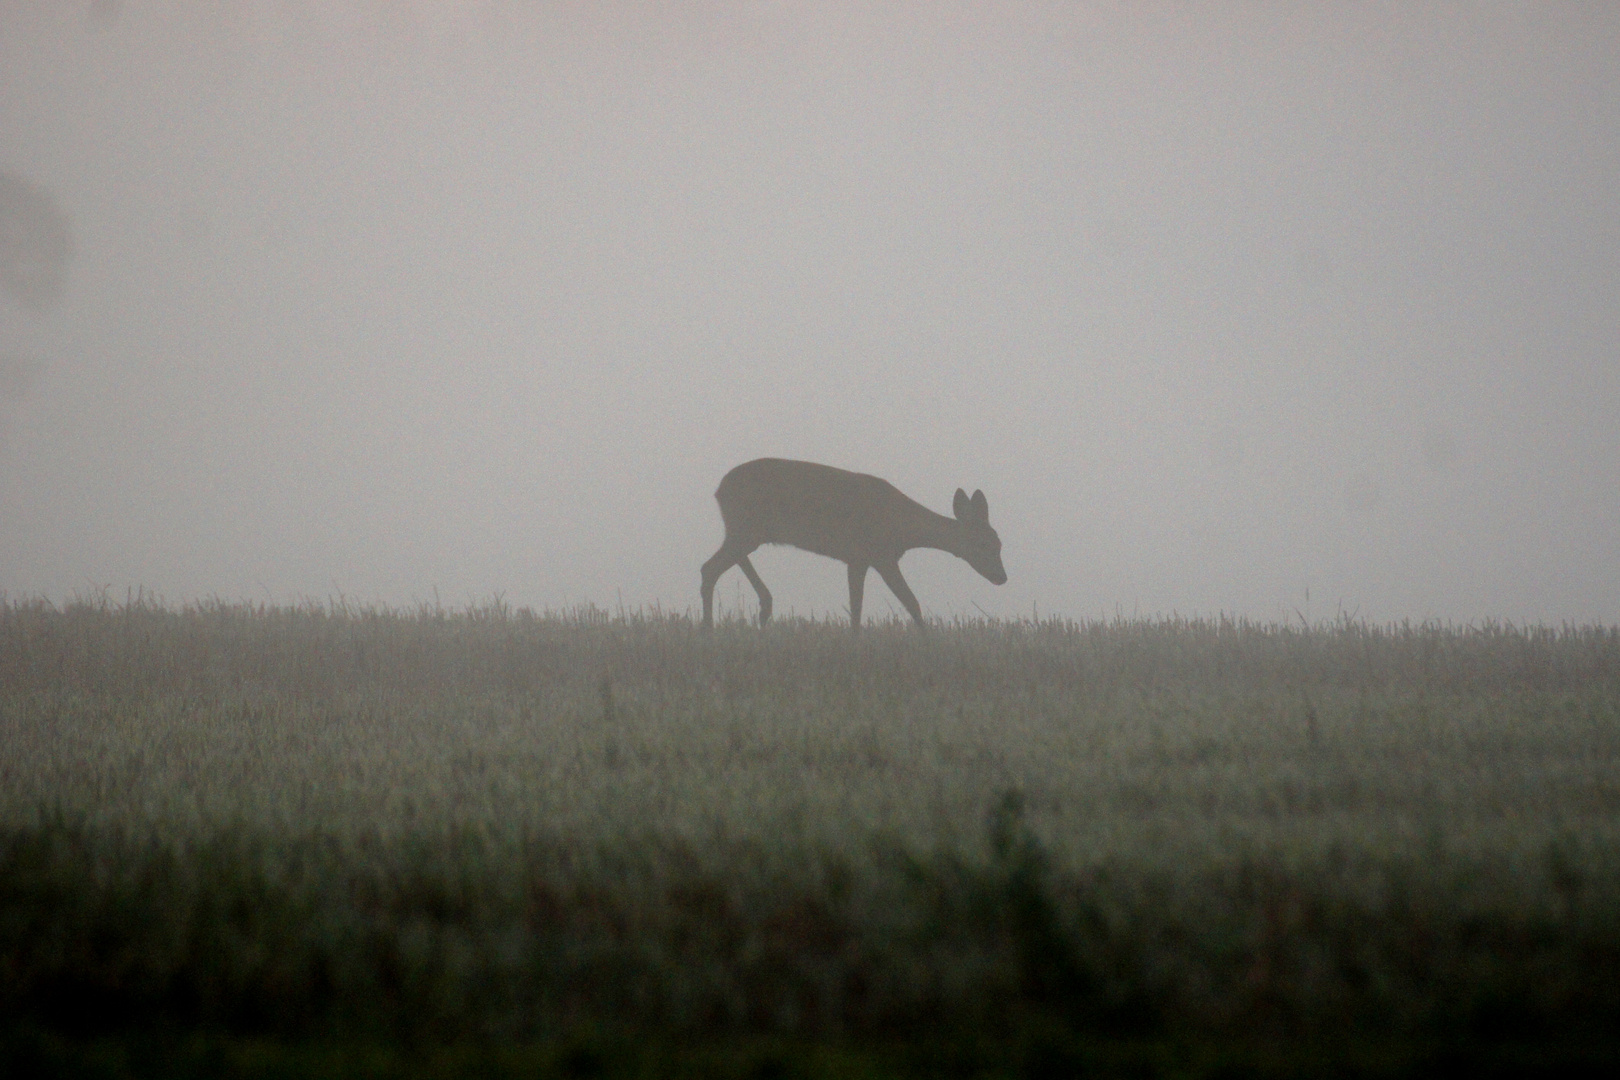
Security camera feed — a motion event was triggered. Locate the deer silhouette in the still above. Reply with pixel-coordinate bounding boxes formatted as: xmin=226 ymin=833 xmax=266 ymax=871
xmin=700 ymin=458 xmax=1006 ymax=629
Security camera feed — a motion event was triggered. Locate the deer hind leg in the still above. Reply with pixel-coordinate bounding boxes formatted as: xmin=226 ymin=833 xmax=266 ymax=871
xmin=734 ymin=554 xmax=772 ymax=626
xmin=847 ymin=562 xmax=868 ymax=631
xmin=875 ymin=560 xmax=925 ymax=627
xmin=700 ymin=544 xmax=742 ymax=628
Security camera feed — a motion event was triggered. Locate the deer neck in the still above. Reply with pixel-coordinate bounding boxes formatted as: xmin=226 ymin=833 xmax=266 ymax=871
xmin=904 ymin=505 xmax=968 ymax=558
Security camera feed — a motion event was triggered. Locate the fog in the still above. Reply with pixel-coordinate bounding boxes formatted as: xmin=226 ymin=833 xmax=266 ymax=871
xmin=2 ymin=3 xmax=1616 ymax=625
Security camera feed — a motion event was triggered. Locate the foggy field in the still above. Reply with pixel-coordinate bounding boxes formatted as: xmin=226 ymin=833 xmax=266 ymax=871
xmin=5 ymin=597 xmax=1619 ymax=858
xmin=4 ymin=599 xmax=1620 ymax=1076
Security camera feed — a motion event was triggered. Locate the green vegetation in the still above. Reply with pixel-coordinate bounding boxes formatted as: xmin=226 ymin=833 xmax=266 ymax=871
xmin=3 ymin=597 xmax=1619 ymax=1076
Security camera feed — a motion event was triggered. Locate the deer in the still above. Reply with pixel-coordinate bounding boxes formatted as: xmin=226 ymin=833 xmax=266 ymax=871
xmin=700 ymin=458 xmax=1007 ymax=630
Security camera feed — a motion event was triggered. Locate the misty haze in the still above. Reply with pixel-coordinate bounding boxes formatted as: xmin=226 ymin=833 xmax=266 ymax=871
xmin=3 ymin=3 xmax=1616 ymax=625
xmin=5 ymin=5 xmax=1620 ymax=1074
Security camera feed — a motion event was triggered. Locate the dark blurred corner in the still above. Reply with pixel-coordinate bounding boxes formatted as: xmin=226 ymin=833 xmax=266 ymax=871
xmin=0 ymin=169 xmax=75 ymax=313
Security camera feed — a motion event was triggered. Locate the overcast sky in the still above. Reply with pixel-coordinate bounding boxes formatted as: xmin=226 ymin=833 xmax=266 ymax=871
xmin=2 ymin=2 xmax=1616 ymax=625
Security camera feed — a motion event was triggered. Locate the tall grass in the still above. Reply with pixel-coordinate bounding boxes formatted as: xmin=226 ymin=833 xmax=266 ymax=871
xmin=4 ymin=597 xmax=1615 ymax=857
xmin=2 ymin=598 xmax=1618 ymax=1073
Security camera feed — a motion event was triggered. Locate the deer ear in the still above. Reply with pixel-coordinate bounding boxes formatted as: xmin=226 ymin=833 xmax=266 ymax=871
xmin=970 ymin=489 xmax=988 ymax=521
xmin=953 ymin=488 xmax=971 ymax=520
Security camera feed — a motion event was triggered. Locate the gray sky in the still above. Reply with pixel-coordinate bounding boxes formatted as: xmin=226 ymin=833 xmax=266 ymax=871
xmin=2 ymin=2 xmax=1617 ymax=625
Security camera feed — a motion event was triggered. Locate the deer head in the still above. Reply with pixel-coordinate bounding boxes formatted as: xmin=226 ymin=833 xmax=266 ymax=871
xmin=953 ymin=488 xmax=1007 ymax=585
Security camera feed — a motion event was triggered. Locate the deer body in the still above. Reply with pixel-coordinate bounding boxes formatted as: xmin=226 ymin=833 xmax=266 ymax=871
xmin=700 ymin=458 xmax=1006 ymax=629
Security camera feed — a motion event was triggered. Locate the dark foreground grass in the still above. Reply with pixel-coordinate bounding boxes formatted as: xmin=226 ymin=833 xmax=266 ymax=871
xmin=4 ymin=797 xmax=1620 ymax=1077
xmin=9 ymin=1031 xmax=1620 ymax=1080
xmin=3 ymin=599 xmax=1620 ymax=1076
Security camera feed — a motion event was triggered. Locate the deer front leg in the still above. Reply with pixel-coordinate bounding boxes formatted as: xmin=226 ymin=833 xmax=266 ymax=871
xmin=847 ymin=562 xmax=868 ymax=630
xmin=875 ymin=560 xmax=925 ymax=627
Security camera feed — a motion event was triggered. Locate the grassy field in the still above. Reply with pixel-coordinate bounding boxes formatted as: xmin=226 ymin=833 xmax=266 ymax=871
xmin=3 ymin=597 xmax=1619 ymax=1077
